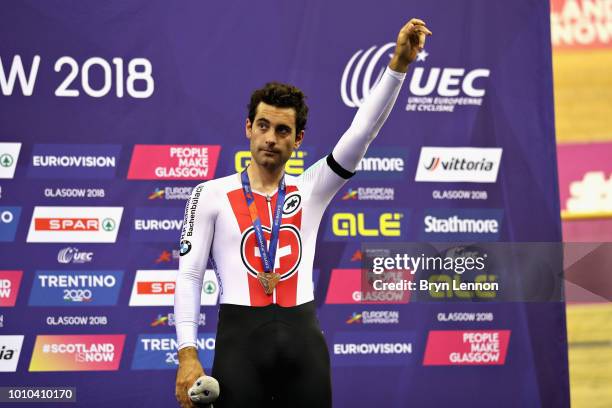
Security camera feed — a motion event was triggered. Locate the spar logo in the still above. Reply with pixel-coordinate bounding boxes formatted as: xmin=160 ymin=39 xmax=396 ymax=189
xmin=240 ymin=225 xmax=302 ymax=281
xmin=129 ymin=269 xmax=219 ymax=306
xmin=423 ymin=330 xmax=511 ymax=366
xmin=0 ymin=271 xmax=22 ymax=307
xmin=0 ymin=206 xmax=21 ymax=242
xmin=415 ymin=147 xmax=502 ymax=183
xmin=27 ymin=144 xmax=121 ymax=179
xmin=29 ymin=270 xmax=123 ymax=306
xmin=325 ymin=269 xmax=409 ymax=304
xmin=0 ymin=143 xmax=21 ymax=179
xmin=131 ymin=333 xmax=215 ymax=370
xmin=422 ymin=209 xmax=504 ymax=241
xmin=551 ymin=0 xmax=612 ymax=49
xmin=0 ymin=335 xmax=24 ymax=372
xmin=331 ymin=331 xmax=415 ymax=367
xmin=234 ymin=150 xmax=308 ymax=175
xmin=57 ymin=247 xmax=93 ymax=264
xmin=131 ymin=207 xmax=184 ymax=242
xmin=29 ymin=335 xmax=125 ymax=371
xmin=341 ymin=44 xmax=490 ymax=112
xmin=325 ymin=208 xmax=406 ymax=241
xmin=151 ymin=312 xmax=206 ymax=327
xmin=26 ymin=207 xmax=123 ymax=243
xmin=127 ymin=145 xmax=221 ymax=180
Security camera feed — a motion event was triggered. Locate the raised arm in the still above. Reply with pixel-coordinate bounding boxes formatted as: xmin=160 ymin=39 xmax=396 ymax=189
xmin=174 ymin=182 xmax=216 ymax=407
xmin=303 ymin=18 xmax=432 ymax=200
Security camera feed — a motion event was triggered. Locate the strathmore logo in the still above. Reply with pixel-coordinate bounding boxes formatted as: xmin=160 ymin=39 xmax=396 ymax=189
xmin=341 ymin=44 xmax=490 ymax=112
xmin=127 ymin=145 xmax=221 ymax=180
xmin=415 ymin=147 xmax=502 ymax=183
xmin=26 ymin=207 xmax=123 ymax=243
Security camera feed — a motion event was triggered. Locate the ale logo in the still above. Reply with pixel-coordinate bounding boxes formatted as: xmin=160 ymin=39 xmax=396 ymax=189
xmin=332 ymin=212 xmax=402 ymax=237
xmin=234 ymin=150 xmax=307 ymax=175
xmin=102 ymin=218 xmax=116 ymax=232
xmin=0 ymin=154 xmax=13 ymax=168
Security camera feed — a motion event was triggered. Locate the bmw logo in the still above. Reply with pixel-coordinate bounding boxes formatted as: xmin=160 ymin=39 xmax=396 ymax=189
xmin=180 ymin=240 xmax=192 ymax=256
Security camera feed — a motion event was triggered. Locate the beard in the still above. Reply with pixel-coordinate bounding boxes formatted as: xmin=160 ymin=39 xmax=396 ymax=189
xmin=252 ymin=147 xmax=290 ymax=171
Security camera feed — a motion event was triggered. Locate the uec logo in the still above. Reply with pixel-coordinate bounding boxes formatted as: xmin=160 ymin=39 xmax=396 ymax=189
xmin=341 ymin=43 xmax=490 ymax=107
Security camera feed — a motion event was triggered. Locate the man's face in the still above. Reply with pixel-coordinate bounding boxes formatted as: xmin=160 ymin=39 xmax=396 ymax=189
xmin=246 ymin=102 xmax=304 ymax=171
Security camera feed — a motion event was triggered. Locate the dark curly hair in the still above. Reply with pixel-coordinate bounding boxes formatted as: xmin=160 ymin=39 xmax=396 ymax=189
xmin=247 ymin=82 xmax=308 ymax=134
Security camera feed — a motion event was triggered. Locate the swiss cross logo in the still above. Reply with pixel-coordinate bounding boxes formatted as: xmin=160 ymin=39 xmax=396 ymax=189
xmin=240 ymin=225 xmax=302 ymax=281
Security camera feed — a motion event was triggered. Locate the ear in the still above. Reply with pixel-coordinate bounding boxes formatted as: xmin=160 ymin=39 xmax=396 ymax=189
xmin=245 ymin=118 xmax=253 ymax=140
xmin=294 ymin=130 xmax=304 ymax=150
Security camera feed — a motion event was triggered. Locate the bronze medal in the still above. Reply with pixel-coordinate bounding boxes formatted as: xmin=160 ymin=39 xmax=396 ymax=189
xmin=257 ymin=272 xmax=281 ymax=295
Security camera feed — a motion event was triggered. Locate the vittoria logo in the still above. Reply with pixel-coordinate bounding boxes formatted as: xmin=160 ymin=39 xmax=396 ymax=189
xmin=415 ymin=147 xmax=502 ymax=183
xmin=240 ymin=225 xmax=302 ymax=280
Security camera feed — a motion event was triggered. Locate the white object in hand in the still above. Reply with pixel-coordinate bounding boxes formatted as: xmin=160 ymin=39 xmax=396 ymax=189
xmin=188 ymin=375 xmax=220 ymax=405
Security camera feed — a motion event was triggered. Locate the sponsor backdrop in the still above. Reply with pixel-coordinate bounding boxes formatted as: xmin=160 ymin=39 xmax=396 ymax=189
xmin=0 ymin=1 xmax=568 ymax=407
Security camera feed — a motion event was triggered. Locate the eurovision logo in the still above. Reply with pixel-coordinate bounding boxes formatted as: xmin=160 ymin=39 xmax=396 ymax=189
xmin=26 ymin=207 xmax=123 ymax=243
xmin=27 ymin=144 xmax=121 ymax=179
xmin=127 ymin=145 xmax=221 ymax=180
xmin=131 ymin=207 xmax=184 ymax=242
xmin=331 ymin=331 xmax=415 ymax=367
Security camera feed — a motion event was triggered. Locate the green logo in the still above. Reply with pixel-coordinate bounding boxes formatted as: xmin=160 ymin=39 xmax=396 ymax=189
xmin=0 ymin=154 xmax=13 ymax=168
xmin=102 ymin=218 xmax=116 ymax=231
xmin=203 ymin=280 xmax=216 ymax=295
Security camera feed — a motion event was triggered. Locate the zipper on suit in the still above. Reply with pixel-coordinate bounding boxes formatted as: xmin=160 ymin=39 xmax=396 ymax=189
xmin=265 ymin=193 xmax=277 ymax=304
